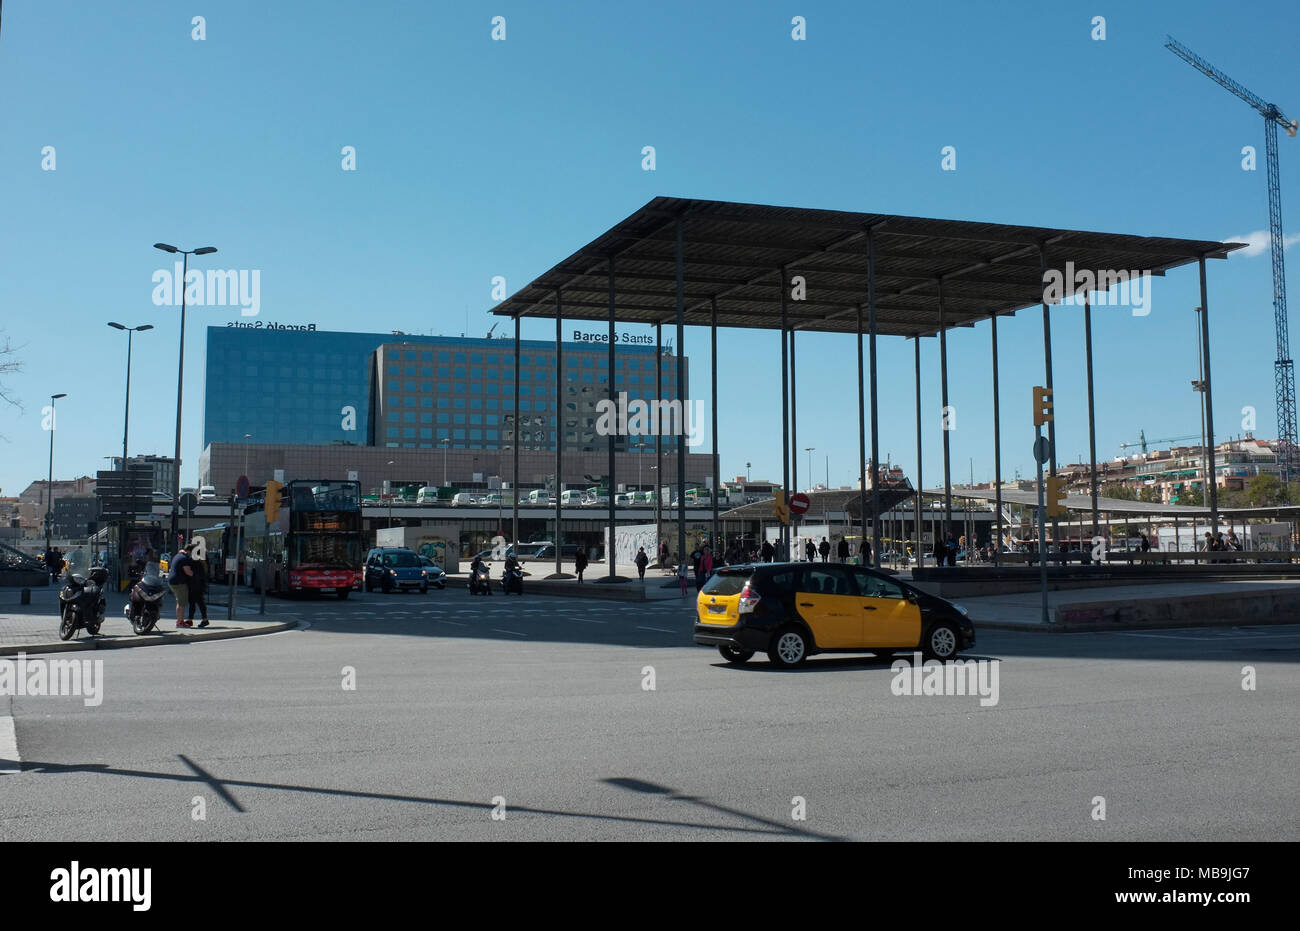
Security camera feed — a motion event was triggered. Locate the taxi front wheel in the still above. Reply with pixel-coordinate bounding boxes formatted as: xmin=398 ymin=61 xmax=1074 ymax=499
xmin=768 ymin=627 xmax=808 ymax=668
xmin=923 ymin=623 xmax=959 ymax=661
xmin=718 ymin=645 xmax=754 ymax=664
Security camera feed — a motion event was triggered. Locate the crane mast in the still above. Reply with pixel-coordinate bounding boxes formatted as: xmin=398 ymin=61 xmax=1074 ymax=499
xmin=1165 ymin=36 xmax=1299 ymax=480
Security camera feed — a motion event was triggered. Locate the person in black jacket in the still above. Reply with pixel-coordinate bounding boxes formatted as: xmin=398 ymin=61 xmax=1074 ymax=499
xmin=187 ymin=557 xmax=210 ymax=628
xmin=574 ymin=547 xmax=588 ymax=582
xmin=836 ymin=537 xmax=849 ymax=563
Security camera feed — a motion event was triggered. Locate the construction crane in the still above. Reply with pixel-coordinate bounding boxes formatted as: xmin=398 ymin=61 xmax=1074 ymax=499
xmin=1119 ymin=430 xmax=1203 ymax=455
xmin=1165 ymin=36 xmax=1300 ymax=481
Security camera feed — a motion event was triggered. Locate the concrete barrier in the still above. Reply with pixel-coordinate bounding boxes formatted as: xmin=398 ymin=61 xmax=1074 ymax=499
xmin=1051 ymin=589 xmax=1300 ymax=631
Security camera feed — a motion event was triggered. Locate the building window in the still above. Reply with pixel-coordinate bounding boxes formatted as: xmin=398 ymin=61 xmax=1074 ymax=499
xmin=437 ymin=413 xmax=450 ymax=424
xmin=404 ymin=381 xmax=417 ymax=392
xmin=420 ymin=366 xmax=433 ymax=377
xmin=421 ymin=397 xmax=432 ymax=408
xmin=438 ymin=366 xmax=450 ymax=377
xmin=454 ymin=398 xmax=466 ymax=409
xmin=438 ymin=382 xmax=450 ymax=393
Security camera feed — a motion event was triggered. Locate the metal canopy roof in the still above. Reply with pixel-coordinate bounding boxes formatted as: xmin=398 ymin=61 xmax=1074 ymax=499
xmin=928 ymin=486 xmax=1211 ymax=516
xmin=489 ymin=197 xmax=1245 ymax=338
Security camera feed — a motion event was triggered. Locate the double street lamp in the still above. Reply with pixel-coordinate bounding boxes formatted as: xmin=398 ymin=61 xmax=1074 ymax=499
xmin=107 ymin=323 xmax=153 ymax=464
xmin=45 ymin=393 xmax=67 ymax=550
xmin=154 ymin=242 xmax=218 ymax=548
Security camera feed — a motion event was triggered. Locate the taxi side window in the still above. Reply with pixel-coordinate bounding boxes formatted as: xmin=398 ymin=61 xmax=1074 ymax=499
xmin=853 ymin=570 xmax=905 ymax=599
xmin=799 ymin=566 xmax=853 ymax=595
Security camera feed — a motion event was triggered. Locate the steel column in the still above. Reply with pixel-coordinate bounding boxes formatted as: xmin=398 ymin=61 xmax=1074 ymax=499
xmin=868 ymin=232 xmax=881 ymax=568
xmin=914 ymin=336 xmax=923 ymax=568
xmin=938 ymin=279 xmax=952 ymax=534
xmin=656 ymin=322 xmax=663 ymax=561
xmin=675 ymin=219 xmax=686 ymax=567
xmin=554 ymin=290 xmax=563 ymax=577
xmin=856 ymin=303 xmax=867 ymax=563
xmin=710 ymin=296 xmax=719 ymax=553
xmin=1199 ymin=256 xmax=1219 ymax=533
xmin=1084 ymin=294 xmax=1099 ymax=542
xmin=780 ymin=266 xmax=791 ymax=556
xmin=512 ymin=313 xmax=520 ymax=548
xmin=791 ymin=326 xmax=799 ymax=544
xmin=991 ymin=314 xmax=1002 ymax=566
xmin=607 ymin=255 xmax=617 ymax=578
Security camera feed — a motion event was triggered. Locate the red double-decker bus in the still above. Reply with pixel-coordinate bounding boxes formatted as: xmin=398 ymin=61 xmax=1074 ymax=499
xmin=242 ymin=480 xmax=363 ymax=598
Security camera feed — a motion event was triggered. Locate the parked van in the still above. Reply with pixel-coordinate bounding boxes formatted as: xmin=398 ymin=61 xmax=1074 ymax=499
xmin=528 ymin=489 xmax=550 ymax=506
xmin=559 ymin=490 xmax=583 ymax=505
xmin=451 ymin=493 xmax=475 ymax=507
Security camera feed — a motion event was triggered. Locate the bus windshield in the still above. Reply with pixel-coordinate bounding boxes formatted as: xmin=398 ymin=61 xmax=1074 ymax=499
xmin=290 ymin=482 xmax=361 ymax=512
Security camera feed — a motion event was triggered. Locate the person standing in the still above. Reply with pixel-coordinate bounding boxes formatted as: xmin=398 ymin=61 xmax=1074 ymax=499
xmin=187 ymin=555 xmax=210 ymax=628
xmin=760 ymin=538 xmax=774 ymax=563
xmin=836 ymin=537 xmax=849 ymax=563
xmin=168 ymin=541 xmax=197 ymax=629
xmin=860 ymin=538 xmax=872 ymax=567
xmin=574 ymin=547 xmax=588 ymax=582
xmin=635 ymin=546 xmax=649 ymax=581
xmin=818 ymin=538 xmax=830 ymax=562
xmin=804 ymin=538 xmax=815 ymax=562
xmin=696 ymin=545 xmax=714 ymax=591
xmin=677 ymin=560 xmax=689 ymax=596
xmin=658 ymin=540 xmax=669 ymax=568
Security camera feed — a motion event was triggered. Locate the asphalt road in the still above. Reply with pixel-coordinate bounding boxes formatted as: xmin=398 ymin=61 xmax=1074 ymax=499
xmin=2 ymin=585 xmax=1297 ymax=841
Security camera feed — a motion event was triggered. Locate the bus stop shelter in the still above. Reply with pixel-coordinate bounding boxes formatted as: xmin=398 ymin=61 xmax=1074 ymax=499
xmin=490 ymin=197 xmax=1244 ymax=575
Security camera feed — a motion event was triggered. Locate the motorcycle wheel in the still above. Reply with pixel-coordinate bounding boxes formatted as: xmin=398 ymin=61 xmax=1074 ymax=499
xmin=58 ymin=607 xmax=76 ymax=641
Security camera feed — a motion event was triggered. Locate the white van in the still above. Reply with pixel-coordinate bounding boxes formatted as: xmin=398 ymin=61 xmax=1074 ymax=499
xmin=528 ymin=489 xmax=550 ymax=506
xmin=559 ymin=490 xmax=582 ymax=505
xmin=450 ymin=493 xmax=475 ymax=507
xmin=416 ymin=486 xmax=442 ymax=505
xmin=198 ymin=485 xmax=218 ymax=501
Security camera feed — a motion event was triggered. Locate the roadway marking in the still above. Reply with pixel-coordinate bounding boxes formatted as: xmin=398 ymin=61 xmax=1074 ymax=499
xmin=636 ymin=626 xmax=678 ymax=633
xmin=0 ymin=716 xmax=19 ymax=774
xmin=490 ymin=628 xmax=528 ymax=637
xmin=438 ymin=620 xmax=468 ymax=626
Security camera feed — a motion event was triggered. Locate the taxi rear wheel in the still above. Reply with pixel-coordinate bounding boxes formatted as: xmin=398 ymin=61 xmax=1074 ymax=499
xmin=768 ymin=627 xmax=808 ymax=668
xmin=718 ymin=645 xmax=754 ymax=664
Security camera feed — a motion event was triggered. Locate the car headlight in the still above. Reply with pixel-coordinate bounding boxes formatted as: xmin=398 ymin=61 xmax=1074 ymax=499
xmin=388 ymin=569 xmax=397 ymax=576
xmin=421 ymin=569 xmax=428 ymax=577
xmin=954 ymin=603 xmax=969 ymax=617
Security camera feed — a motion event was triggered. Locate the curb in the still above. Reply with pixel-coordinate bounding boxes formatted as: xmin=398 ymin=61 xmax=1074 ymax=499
xmin=0 ymin=619 xmax=299 ymax=657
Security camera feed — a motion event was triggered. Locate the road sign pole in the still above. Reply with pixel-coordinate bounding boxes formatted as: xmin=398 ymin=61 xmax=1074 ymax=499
xmin=227 ymin=493 xmax=236 ymax=620
xmin=1037 ymin=427 xmax=1049 ymax=625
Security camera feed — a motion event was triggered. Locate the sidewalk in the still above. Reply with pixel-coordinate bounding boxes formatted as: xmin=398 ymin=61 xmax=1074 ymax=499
xmin=0 ymin=585 xmax=296 ymax=656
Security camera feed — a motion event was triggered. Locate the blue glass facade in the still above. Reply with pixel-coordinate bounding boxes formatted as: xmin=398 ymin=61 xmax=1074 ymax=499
xmin=203 ymin=327 xmax=684 ymax=453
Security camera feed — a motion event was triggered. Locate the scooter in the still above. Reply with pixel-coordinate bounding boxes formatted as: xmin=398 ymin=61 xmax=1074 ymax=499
xmin=501 ymin=564 xmax=524 ymax=595
xmin=468 ymin=564 xmax=492 ymax=595
xmin=58 ymin=566 xmax=108 ymax=641
xmin=124 ymin=573 xmax=168 ymax=634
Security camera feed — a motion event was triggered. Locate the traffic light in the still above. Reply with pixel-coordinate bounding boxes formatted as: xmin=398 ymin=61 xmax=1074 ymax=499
xmin=772 ymin=488 xmax=790 ymax=525
xmin=264 ymin=479 xmax=283 ymax=523
xmin=1033 ymin=386 xmax=1054 ymax=425
xmin=1045 ymin=475 xmax=1068 ymax=517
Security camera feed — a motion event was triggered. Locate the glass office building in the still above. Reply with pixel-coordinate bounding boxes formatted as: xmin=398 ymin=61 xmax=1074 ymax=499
xmin=204 ymin=326 xmax=685 ymax=453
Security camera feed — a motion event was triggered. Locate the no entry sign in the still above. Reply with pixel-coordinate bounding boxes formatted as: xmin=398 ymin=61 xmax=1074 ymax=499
xmin=789 ymin=492 xmax=811 ymax=516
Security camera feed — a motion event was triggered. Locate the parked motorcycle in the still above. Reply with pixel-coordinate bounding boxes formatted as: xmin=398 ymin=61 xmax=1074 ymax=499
xmin=468 ymin=563 xmax=492 ymax=595
xmin=58 ymin=566 xmax=108 ymax=641
xmin=501 ymin=564 xmax=524 ymax=595
xmin=124 ymin=572 xmax=168 ymax=634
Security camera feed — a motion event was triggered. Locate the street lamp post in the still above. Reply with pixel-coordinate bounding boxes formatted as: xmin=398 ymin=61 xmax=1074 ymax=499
xmin=243 ymin=434 xmax=252 ymax=482
xmin=45 ymin=392 xmax=67 ymax=551
xmin=107 ymin=323 xmax=153 ymax=464
xmin=440 ymin=437 xmax=450 ymax=486
xmin=154 ymin=242 xmax=217 ymax=549
xmin=386 ymin=459 xmax=395 ymax=529
xmin=805 ymin=447 xmax=815 ymax=490
xmin=651 ymin=464 xmax=660 ymax=561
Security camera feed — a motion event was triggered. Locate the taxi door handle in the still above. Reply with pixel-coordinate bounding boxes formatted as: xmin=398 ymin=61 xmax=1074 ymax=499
xmin=799 ymin=602 xmax=815 ymax=607
xmin=862 ymin=605 xmax=877 ymax=610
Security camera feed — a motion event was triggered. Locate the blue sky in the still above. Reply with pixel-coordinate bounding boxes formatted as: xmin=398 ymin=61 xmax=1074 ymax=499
xmin=1 ymin=0 xmax=1298 ymax=496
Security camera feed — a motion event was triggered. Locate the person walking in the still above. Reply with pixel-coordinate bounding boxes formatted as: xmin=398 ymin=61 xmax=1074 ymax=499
xmin=760 ymin=538 xmax=774 ymax=563
xmin=945 ymin=533 xmax=958 ymax=567
xmin=836 ymin=537 xmax=849 ymax=562
xmin=168 ymin=541 xmax=197 ymax=629
xmin=658 ymin=540 xmax=669 ymax=568
xmin=187 ymin=555 xmax=210 ymax=628
xmin=818 ymin=538 xmax=830 ymax=562
xmin=574 ymin=547 xmax=588 ymax=582
xmin=859 ymin=538 xmax=872 ymax=567
xmin=804 ymin=538 xmax=816 ymax=562
xmin=635 ymin=546 xmax=649 ymax=581
xmin=677 ymin=559 xmax=689 ymax=596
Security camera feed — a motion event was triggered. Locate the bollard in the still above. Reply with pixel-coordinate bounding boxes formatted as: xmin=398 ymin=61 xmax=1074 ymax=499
xmin=20 ymin=588 xmax=31 ymax=605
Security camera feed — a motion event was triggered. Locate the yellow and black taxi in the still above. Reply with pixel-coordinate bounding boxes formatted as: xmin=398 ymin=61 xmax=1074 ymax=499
xmin=694 ymin=562 xmax=974 ymax=667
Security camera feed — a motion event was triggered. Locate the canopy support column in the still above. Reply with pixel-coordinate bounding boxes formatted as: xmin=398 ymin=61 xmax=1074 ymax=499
xmin=607 ymin=254 xmax=617 ymax=579
xmin=1198 ymin=255 xmax=1219 ymax=534
xmin=1085 ymin=294 xmax=1100 ymax=544
xmin=914 ymin=336 xmax=923 ymax=569
xmin=991 ymin=314 xmax=1002 ymax=566
xmin=710 ymin=296 xmax=720 ymax=553
xmin=868 ymin=231 xmax=881 ymax=568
